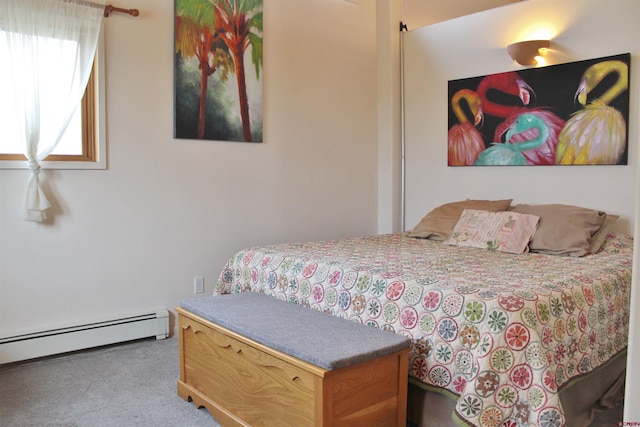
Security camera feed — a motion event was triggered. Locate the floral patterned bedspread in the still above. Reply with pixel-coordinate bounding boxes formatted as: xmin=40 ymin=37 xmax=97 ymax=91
xmin=214 ymin=231 xmax=632 ymax=427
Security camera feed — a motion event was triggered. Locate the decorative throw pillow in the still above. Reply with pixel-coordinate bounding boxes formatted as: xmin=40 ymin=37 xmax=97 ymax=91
xmin=444 ymin=209 xmax=540 ymax=254
xmin=408 ymin=199 xmax=513 ymax=241
xmin=510 ymin=204 xmax=607 ymax=257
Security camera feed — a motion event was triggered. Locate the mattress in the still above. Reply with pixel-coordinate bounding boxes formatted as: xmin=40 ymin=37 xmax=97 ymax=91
xmin=214 ymin=231 xmax=632 ymax=427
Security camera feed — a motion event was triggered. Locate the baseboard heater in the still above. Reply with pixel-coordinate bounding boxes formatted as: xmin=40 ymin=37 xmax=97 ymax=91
xmin=0 ymin=309 xmax=169 ymax=365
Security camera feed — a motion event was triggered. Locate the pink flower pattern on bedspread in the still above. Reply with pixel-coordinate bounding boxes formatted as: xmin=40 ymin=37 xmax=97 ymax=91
xmin=215 ymin=231 xmax=632 ymax=427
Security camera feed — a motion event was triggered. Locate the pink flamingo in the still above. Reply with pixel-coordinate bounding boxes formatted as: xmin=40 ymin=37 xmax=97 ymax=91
xmin=448 ymin=89 xmax=485 ymax=166
xmin=476 ymin=72 xmax=565 ymax=165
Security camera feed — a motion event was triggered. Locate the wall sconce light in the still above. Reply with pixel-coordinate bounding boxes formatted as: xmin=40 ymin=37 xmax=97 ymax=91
xmin=507 ymin=40 xmax=550 ymax=66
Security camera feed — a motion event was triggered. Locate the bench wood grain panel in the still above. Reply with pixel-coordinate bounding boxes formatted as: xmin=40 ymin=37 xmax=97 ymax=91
xmin=177 ymin=307 xmax=408 ymax=426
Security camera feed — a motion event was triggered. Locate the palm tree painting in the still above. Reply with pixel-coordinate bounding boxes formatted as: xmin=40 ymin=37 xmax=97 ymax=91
xmin=448 ymin=53 xmax=630 ymax=166
xmin=175 ymin=0 xmax=263 ymax=142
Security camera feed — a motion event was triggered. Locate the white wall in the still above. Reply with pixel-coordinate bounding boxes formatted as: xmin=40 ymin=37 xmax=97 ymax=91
xmin=377 ymin=1 xmax=518 ymax=234
xmin=403 ymin=0 xmax=638 ymax=234
xmin=402 ymin=0 xmax=640 ymax=422
xmin=0 ymin=0 xmax=378 ymax=336
xmin=376 ymin=0 xmax=402 ymax=233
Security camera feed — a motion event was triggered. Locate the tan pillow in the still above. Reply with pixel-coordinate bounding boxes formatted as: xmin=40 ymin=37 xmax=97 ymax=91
xmin=408 ymin=199 xmax=513 ymax=241
xmin=510 ymin=204 xmax=606 ymax=257
xmin=588 ymin=214 xmax=619 ymax=254
xmin=444 ymin=209 xmax=540 ymax=254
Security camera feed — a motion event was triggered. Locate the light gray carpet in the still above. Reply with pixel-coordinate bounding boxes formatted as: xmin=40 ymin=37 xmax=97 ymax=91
xmin=0 ymin=338 xmax=219 ymax=427
xmin=0 ymin=337 xmax=624 ymax=426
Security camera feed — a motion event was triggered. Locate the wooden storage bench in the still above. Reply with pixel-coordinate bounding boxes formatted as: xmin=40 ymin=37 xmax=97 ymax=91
xmin=177 ymin=293 xmax=411 ymax=427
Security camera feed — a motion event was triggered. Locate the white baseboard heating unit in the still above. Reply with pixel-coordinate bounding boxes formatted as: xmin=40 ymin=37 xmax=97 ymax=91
xmin=0 ymin=309 xmax=169 ymax=365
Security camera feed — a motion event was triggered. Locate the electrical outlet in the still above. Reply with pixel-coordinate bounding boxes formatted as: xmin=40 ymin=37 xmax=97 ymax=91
xmin=194 ymin=276 xmax=205 ymax=294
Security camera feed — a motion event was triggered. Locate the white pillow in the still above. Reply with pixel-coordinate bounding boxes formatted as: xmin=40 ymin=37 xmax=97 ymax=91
xmin=444 ymin=209 xmax=540 ymax=254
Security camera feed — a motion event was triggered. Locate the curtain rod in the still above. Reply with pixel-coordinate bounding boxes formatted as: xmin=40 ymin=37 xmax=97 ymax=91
xmin=103 ymin=4 xmax=139 ymax=17
xmin=73 ymin=1 xmax=139 ymax=17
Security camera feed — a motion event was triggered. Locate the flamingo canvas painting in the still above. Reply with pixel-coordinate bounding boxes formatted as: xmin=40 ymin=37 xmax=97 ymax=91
xmin=447 ymin=53 xmax=630 ymax=166
xmin=174 ymin=0 xmax=263 ymax=142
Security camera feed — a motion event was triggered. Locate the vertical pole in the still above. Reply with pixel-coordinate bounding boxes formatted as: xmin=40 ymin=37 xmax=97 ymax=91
xmin=399 ymin=21 xmax=408 ymax=231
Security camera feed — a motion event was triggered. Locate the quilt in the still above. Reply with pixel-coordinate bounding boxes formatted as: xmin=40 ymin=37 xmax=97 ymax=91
xmin=214 ymin=231 xmax=632 ymax=427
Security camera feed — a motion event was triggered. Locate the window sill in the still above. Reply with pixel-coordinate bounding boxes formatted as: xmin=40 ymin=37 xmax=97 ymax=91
xmin=0 ymin=158 xmax=106 ymax=170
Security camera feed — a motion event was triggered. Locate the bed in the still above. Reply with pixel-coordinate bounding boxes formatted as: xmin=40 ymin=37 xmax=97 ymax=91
xmin=213 ymin=201 xmax=632 ymax=427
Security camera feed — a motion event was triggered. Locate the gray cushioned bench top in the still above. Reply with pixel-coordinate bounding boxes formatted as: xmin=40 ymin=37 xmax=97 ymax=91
xmin=180 ymin=293 xmax=411 ymax=371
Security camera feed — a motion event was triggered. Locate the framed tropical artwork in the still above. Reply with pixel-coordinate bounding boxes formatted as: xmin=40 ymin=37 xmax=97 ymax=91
xmin=174 ymin=0 xmax=263 ymax=142
xmin=447 ymin=53 xmax=630 ymax=166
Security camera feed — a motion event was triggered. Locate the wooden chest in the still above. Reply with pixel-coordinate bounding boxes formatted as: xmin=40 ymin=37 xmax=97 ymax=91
xmin=176 ymin=295 xmax=410 ymax=426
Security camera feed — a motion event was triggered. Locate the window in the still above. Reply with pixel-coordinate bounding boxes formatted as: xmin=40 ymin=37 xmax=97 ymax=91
xmin=0 ymin=31 xmax=106 ymax=170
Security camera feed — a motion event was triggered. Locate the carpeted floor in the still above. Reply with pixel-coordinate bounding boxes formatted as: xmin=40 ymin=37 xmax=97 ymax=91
xmin=0 ymin=338 xmax=218 ymax=427
xmin=0 ymin=337 xmax=624 ymax=426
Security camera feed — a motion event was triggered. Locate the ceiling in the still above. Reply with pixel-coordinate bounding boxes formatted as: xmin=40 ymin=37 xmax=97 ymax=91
xmin=402 ymin=0 xmax=519 ymax=30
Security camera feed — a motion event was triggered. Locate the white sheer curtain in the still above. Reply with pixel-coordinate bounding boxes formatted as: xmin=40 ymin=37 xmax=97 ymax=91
xmin=1 ymin=0 xmax=104 ymax=222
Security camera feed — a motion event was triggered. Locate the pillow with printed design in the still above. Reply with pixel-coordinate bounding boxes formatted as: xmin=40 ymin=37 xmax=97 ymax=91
xmin=444 ymin=209 xmax=540 ymax=254
xmin=408 ymin=199 xmax=513 ymax=241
